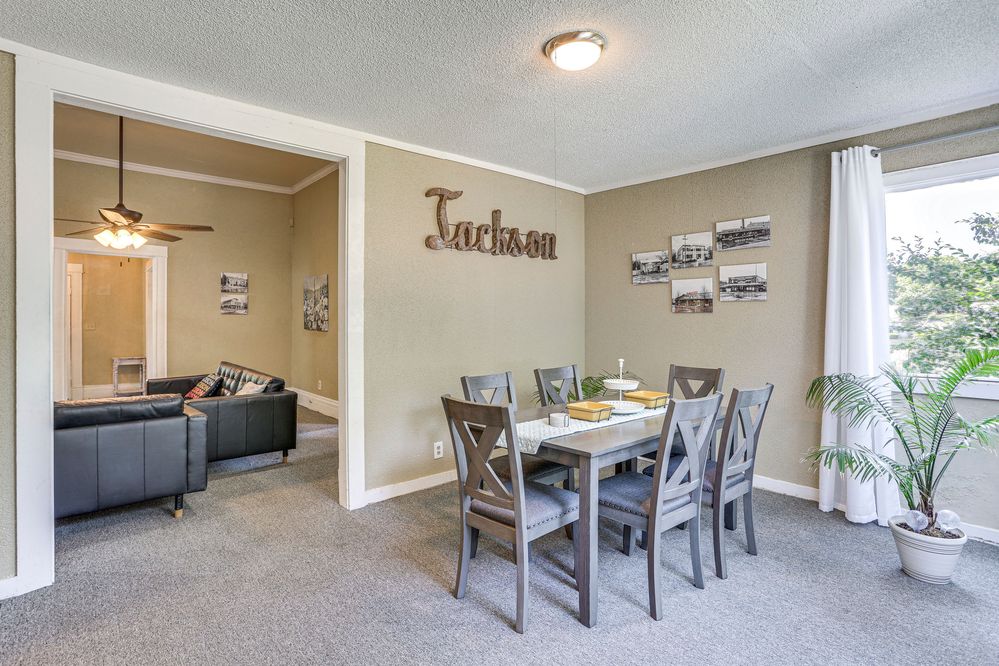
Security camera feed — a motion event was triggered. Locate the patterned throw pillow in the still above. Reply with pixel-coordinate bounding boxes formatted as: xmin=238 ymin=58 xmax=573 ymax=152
xmin=235 ymin=381 xmax=267 ymax=396
xmin=185 ymin=373 xmax=223 ymax=399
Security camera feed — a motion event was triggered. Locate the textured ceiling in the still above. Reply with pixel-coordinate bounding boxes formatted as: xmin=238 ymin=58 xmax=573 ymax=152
xmin=54 ymin=104 xmax=331 ymax=187
xmin=6 ymin=1 xmax=999 ymax=191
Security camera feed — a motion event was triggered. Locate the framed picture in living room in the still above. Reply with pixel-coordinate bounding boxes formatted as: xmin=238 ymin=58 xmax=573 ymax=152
xmin=304 ymin=274 xmax=329 ymax=331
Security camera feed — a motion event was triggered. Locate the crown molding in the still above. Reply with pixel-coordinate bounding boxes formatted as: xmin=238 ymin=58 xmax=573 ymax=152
xmin=291 ymin=162 xmax=339 ymax=193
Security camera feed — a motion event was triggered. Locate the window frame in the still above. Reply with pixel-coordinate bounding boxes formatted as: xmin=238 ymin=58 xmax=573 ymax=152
xmin=882 ymin=152 xmax=999 ymax=401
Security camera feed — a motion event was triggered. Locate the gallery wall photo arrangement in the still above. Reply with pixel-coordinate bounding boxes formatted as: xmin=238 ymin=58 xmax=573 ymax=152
xmin=670 ymin=231 xmax=713 ymax=269
xmin=719 ymin=263 xmax=768 ymax=302
xmin=221 ymin=272 xmax=248 ymax=293
xmin=715 ymin=215 xmax=772 ymax=251
xmin=304 ymin=274 xmax=330 ymax=332
xmin=671 ymin=277 xmax=714 ymax=313
xmin=631 ymin=250 xmax=670 ymax=284
xmin=221 ymin=294 xmax=248 ymax=315
xmin=220 ymin=272 xmax=248 ymax=315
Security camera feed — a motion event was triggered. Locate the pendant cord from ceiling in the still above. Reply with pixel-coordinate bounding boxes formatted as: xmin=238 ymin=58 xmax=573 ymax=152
xmin=870 ymin=123 xmax=999 ymax=157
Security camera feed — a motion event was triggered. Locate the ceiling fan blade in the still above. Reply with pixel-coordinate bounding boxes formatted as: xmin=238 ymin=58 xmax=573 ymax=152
xmin=139 ymin=223 xmax=215 ymax=232
xmin=65 ymin=227 xmax=110 ymax=237
xmin=55 ymin=217 xmax=102 ymax=225
xmin=140 ymin=229 xmax=182 ymax=242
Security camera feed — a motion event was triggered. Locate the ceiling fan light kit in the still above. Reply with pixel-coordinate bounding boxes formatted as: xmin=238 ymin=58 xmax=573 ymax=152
xmin=544 ymin=30 xmax=606 ymax=71
xmin=57 ymin=115 xmax=214 ymax=249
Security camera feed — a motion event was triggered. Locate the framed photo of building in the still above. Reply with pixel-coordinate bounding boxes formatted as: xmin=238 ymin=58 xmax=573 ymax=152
xmin=715 ymin=216 xmax=772 ymax=251
xmin=220 ymin=272 xmax=248 ymax=293
xmin=221 ymin=294 xmax=248 ymax=315
xmin=670 ymin=231 xmax=713 ymax=269
xmin=671 ymin=277 xmax=713 ymax=313
xmin=631 ymin=250 xmax=670 ymax=284
xmin=304 ymin=274 xmax=330 ymax=332
xmin=720 ymin=263 xmax=767 ymax=302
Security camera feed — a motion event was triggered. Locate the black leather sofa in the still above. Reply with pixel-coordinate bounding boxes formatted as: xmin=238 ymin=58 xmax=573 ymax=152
xmin=146 ymin=361 xmax=297 ymax=464
xmin=54 ymin=394 xmax=207 ymax=519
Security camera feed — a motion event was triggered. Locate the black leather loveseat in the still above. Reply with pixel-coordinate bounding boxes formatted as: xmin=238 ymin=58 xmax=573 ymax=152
xmin=54 ymin=394 xmax=207 ymax=519
xmin=147 ymin=361 xmax=297 ymax=464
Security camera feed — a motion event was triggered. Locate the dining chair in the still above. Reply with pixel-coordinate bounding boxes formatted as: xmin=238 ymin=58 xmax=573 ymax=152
xmin=441 ymin=395 xmax=581 ymax=633
xmin=461 ymin=371 xmax=575 ymax=545
xmin=534 ymin=364 xmax=583 ymax=407
xmin=596 ymin=392 xmax=723 ymax=620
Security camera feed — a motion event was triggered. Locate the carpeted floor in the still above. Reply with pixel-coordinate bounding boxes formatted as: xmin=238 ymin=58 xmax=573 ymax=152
xmin=1 ymin=406 xmax=997 ymax=664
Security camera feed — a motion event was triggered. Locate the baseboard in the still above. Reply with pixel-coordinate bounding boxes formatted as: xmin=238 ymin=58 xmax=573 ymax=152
xmin=78 ymin=383 xmax=142 ymax=399
xmin=365 ymin=468 xmax=457 ymax=504
xmin=288 ymin=387 xmax=339 ymax=419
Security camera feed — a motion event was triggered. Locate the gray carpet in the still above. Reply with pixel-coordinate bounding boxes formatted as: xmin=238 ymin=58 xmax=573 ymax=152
xmin=2 ymin=406 xmax=997 ymax=665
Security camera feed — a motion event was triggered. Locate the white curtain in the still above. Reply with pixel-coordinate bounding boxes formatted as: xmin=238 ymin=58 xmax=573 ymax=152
xmin=820 ymin=145 xmax=900 ymax=526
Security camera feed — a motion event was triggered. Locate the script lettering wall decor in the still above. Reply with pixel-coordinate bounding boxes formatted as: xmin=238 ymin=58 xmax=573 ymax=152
xmin=424 ymin=187 xmax=558 ymax=260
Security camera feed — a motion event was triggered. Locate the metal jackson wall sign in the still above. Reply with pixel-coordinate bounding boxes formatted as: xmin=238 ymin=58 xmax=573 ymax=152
xmin=424 ymin=188 xmax=558 ymax=260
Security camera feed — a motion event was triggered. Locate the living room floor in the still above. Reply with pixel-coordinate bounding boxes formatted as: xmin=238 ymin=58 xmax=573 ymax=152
xmin=1 ymin=407 xmax=997 ymax=664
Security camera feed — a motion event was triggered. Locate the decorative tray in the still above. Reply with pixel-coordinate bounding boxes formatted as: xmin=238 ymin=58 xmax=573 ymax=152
xmin=599 ymin=400 xmax=647 ymax=415
xmin=624 ymin=390 xmax=669 ymax=409
xmin=603 ymin=378 xmax=640 ymax=392
xmin=566 ymin=401 xmax=614 ymax=422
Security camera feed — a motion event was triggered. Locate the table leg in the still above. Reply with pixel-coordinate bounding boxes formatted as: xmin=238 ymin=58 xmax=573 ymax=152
xmin=578 ymin=457 xmax=598 ymax=628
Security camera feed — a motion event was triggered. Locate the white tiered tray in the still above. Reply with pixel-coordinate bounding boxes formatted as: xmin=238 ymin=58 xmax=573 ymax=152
xmin=599 ymin=400 xmax=646 ymax=415
xmin=603 ymin=378 xmax=639 ymax=392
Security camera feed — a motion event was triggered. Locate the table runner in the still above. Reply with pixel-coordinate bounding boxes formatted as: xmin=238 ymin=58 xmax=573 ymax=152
xmin=513 ymin=406 xmax=668 ymax=454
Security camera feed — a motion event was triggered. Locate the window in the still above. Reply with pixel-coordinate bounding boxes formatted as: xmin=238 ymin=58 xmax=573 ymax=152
xmin=883 ymin=153 xmax=999 ymax=399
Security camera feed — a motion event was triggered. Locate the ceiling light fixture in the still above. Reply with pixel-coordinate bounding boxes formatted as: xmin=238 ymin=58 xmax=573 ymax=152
xmin=544 ymin=30 xmax=606 ymax=71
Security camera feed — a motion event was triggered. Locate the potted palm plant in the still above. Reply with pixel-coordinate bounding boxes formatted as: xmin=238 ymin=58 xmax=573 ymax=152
xmin=806 ymin=348 xmax=999 ymax=584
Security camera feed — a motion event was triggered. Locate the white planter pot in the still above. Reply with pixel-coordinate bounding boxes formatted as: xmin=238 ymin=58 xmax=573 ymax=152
xmin=889 ymin=515 xmax=967 ymax=584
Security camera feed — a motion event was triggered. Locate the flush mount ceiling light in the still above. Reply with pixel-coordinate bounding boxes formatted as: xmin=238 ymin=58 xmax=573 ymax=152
xmin=544 ymin=30 xmax=606 ymax=71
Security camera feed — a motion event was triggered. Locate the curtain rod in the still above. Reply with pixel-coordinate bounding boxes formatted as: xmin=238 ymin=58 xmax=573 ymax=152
xmin=871 ymin=123 xmax=999 ymax=157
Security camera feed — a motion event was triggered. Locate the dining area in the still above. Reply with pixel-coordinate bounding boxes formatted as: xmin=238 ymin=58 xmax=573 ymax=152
xmin=441 ymin=362 xmax=774 ymax=633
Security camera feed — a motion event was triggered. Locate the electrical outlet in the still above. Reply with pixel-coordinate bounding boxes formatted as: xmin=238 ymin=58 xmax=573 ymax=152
xmin=433 ymin=441 xmax=444 ymax=459
xmin=317 ymin=379 xmax=323 ymax=391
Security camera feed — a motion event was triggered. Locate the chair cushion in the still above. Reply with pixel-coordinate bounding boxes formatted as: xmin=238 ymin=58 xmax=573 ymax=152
xmin=491 ymin=454 xmax=568 ymax=483
xmin=185 ymin=373 xmax=222 ymax=399
xmin=470 ymin=482 xmax=579 ymax=530
xmin=54 ymin=394 xmax=185 ymax=429
xmin=642 ymin=456 xmax=747 ymax=494
xmin=235 ymin=381 xmax=267 ymax=395
xmin=599 ymin=471 xmax=692 ymax=518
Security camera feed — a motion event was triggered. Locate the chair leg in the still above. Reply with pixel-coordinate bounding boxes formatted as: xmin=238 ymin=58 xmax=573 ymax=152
xmin=282 ymin=449 xmax=289 ymax=464
xmin=724 ymin=498 xmax=738 ymax=531
xmin=677 ymin=520 xmax=688 ymax=531
xmin=689 ymin=514 xmax=704 ymax=589
xmin=638 ymin=530 xmax=648 ymax=551
xmin=515 ymin=538 xmax=530 ymax=634
xmin=713 ymin=499 xmax=728 ymax=579
xmin=622 ymin=525 xmax=635 ymax=556
xmin=744 ymin=491 xmax=757 ymax=555
xmin=173 ymin=494 xmax=184 ymax=519
xmin=646 ymin=528 xmax=663 ymax=621
xmin=456 ymin=522 xmax=472 ymax=599
xmin=470 ymin=528 xmax=479 ymax=559
xmin=564 ymin=469 xmax=575 ymax=540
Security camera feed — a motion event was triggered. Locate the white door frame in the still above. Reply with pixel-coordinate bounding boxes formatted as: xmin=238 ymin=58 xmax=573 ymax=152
xmin=65 ymin=262 xmax=83 ymax=399
xmin=3 ymin=42 xmax=367 ymax=600
xmin=52 ymin=238 xmax=168 ymax=401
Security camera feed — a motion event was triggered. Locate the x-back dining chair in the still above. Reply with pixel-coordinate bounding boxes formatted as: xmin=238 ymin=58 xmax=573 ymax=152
xmin=704 ymin=384 xmax=774 ymax=578
xmin=441 ymin=395 xmax=580 ymax=633
xmin=461 ymin=371 xmax=575 ymax=543
xmin=596 ymin=392 xmax=723 ymax=620
xmin=534 ymin=364 xmax=583 ymax=407
xmin=668 ymin=364 xmax=726 ymax=400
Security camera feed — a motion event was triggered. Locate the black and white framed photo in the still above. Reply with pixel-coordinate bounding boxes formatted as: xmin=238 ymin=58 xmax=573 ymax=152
xmin=220 ymin=272 xmax=248 ymax=293
xmin=670 ymin=231 xmax=713 ymax=269
xmin=671 ymin=277 xmax=713 ymax=313
xmin=715 ymin=215 xmax=772 ymax=251
xmin=631 ymin=250 xmax=670 ymax=284
xmin=719 ymin=263 xmax=768 ymax=302
xmin=220 ymin=294 xmax=248 ymax=315
xmin=304 ymin=274 xmax=329 ymax=332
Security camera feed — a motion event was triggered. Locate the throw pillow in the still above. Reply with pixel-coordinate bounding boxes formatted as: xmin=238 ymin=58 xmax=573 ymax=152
xmin=235 ymin=381 xmax=267 ymax=395
xmin=185 ymin=373 xmax=222 ymax=399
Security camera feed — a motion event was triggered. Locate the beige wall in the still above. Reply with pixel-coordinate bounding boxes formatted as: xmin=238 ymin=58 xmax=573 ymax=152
xmin=364 ymin=143 xmax=586 ymax=489
xmin=55 ymin=161 xmax=294 ymax=380
xmin=0 ymin=51 xmax=16 ymax=580
xmin=67 ymin=253 xmax=147 ymax=386
xmin=290 ymin=172 xmax=338 ymax=399
xmin=585 ymin=105 xmax=999 ymax=525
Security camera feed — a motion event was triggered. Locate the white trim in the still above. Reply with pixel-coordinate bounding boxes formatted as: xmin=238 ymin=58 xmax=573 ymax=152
xmin=753 ymin=475 xmax=999 ymax=545
xmin=291 ymin=163 xmax=339 ymax=194
xmin=7 ymin=41 xmax=367 ymax=599
xmin=366 ymin=469 xmax=457 ymax=505
xmin=586 ymin=90 xmax=999 ymax=194
xmin=78 ymin=383 xmax=142 ymax=399
xmin=66 ymin=263 xmax=82 ymax=399
xmin=54 ymin=149 xmax=298 ymax=194
xmin=289 ymin=387 xmax=339 ymax=419
xmin=883 ymin=152 xmax=999 ymax=193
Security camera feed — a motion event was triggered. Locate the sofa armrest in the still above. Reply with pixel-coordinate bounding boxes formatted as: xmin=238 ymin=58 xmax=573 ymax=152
xmin=183 ymin=405 xmax=208 ymax=493
xmin=147 ymin=374 xmax=204 ymax=396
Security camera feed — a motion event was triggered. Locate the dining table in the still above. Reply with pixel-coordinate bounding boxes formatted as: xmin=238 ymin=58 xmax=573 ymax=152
xmin=510 ymin=404 xmax=725 ymax=629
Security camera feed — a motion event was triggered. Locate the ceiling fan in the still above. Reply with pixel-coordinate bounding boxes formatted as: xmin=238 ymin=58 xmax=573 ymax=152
xmin=57 ymin=116 xmax=214 ymax=249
